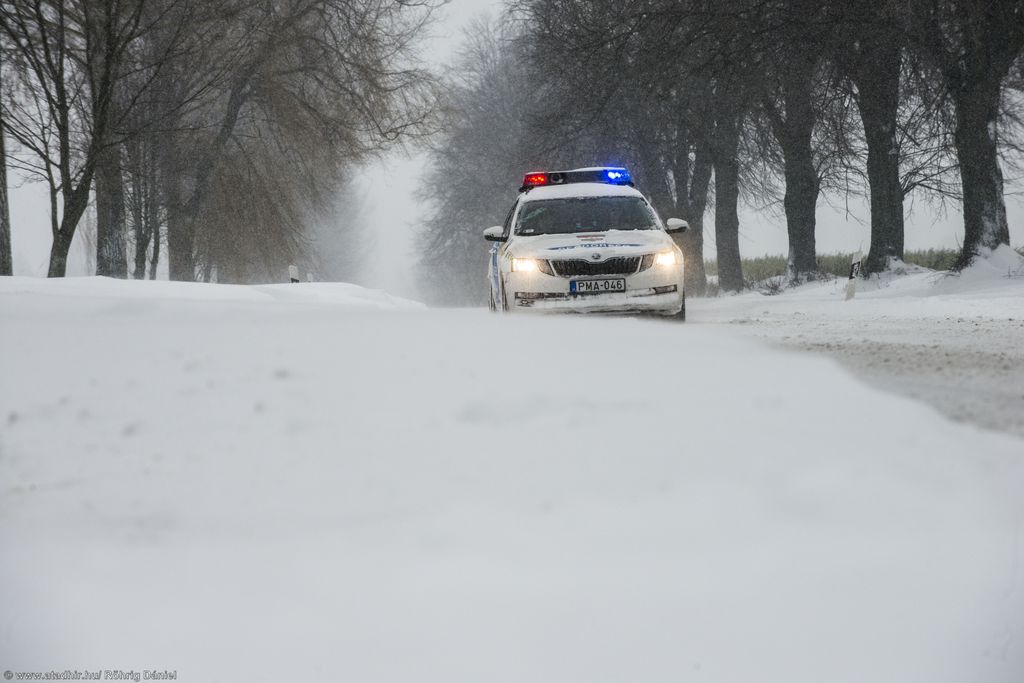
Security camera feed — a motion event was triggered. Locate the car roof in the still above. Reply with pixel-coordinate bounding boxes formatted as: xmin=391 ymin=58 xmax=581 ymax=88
xmin=518 ymin=182 xmax=646 ymax=203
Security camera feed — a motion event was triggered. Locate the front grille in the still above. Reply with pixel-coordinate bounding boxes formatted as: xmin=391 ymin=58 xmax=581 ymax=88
xmin=550 ymin=256 xmax=641 ymax=277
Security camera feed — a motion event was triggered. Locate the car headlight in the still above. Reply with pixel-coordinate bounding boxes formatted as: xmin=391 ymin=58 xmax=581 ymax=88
xmin=512 ymin=257 xmax=539 ymax=272
xmin=654 ymin=250 xmax=679 ymax=267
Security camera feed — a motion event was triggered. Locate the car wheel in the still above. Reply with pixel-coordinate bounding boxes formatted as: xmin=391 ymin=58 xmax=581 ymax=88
xmin=675 ymin=291 xmax=686 ymax=322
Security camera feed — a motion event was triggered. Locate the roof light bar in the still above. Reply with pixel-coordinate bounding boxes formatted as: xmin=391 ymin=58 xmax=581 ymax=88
xmin=519 ymin=167 xmax=634 ymax=192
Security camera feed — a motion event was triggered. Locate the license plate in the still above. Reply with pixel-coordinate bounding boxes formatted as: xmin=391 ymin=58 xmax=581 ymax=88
xmin=570 ymin=278 xmax=626 ymax=293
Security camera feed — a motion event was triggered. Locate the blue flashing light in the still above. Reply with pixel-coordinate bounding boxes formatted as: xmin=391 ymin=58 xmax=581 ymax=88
xmin=605 ymin=169 xmax=631 ymax=184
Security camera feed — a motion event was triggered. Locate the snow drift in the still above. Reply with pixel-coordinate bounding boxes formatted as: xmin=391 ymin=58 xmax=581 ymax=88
xmin=1 ymin=276 xmax=1022 ymax=683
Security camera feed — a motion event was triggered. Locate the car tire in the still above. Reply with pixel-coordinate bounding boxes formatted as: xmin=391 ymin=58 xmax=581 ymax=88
xmin=675 ymin=291 xmax=686 ymax=322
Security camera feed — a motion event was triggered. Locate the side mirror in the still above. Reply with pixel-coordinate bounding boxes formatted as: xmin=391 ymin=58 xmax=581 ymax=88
xmin=483 ymin=226 xmax=506 ymax=242
xmin=666 ymin=218 xmax=689 ymax=234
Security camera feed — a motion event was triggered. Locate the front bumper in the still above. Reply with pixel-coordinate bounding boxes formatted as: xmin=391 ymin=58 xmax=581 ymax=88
xmin=504 ymin=267 xmax=684 ymax=315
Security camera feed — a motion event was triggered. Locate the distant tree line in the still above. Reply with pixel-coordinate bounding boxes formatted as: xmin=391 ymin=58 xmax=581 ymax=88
xmin=419 ymin=0 xmax=1024 ymax=304
xmin=0 ymin=0 xmax=438 ymax=281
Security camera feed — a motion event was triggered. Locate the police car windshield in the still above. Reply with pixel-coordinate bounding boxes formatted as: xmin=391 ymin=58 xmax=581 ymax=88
xmin=515 ymin=196 xmax=659 ymax=236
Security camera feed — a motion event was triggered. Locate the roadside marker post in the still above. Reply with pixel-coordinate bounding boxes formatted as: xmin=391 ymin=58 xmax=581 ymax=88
xmin=845 ymin=254 xmax=862 ymax=301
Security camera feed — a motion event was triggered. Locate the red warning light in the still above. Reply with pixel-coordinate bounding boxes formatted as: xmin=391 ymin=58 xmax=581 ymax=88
xmin=522 ymin=172 xmax=549 ymax=188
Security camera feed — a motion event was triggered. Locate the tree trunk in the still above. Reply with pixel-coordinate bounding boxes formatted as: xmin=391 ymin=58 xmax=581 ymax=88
xmin=147 ymin=155 xmax=160 ymax=279
xmin=0 ymin=118 xmax=11 ymax=277
xmin=47 ymin=230 xmax=74 ymax=278
xmin=47 ymin=186 xmax=92 ymax=277
xmin=953 ymin=84 xmax=1010 ymax=267
xmin=0 ymin=63 xmax=12 ymax=276
xmin=778 ymin=59 xmax=818 ymax=280
xmin=95 ymin=141 xmax=128 ymax=277
xmin=854 ymin=44 xmax=904 ymax=275
xmin=133 ymin=232 xmax=150 ymax=280
xmin=636 ymin=127 xmax=712 ymax=297
xmin=131 ymin=174 xmax=150 ymax=280
xmin=149 ymin=219 xmax=161 ymax=279
xmin=170 ymin=71 xmax=257 ymax=281
xmin=161 ymin=133 xmax=193 ymax=280
xmin=166 ymin=186 xmax=193 ymax=280
xmin=680 ymin=144 xmax=712 ymax=296
xmin=782 ymin=150 xmax=818 ymax=278
xmin=712 ymin=103 xmax=743 ymax=293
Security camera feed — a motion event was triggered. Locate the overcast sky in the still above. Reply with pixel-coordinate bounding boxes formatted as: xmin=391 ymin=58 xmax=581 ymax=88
xmin=6 ymin=0 xmax=1023 ymax=284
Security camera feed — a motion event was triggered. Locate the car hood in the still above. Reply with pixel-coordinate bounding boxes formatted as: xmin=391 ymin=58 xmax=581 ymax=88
xmin=509 ymin=230 xmax=676 ymax=259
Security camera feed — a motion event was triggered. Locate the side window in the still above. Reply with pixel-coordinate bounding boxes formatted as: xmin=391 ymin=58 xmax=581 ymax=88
xmin=501 ymin=202 xmax=517 ymax=238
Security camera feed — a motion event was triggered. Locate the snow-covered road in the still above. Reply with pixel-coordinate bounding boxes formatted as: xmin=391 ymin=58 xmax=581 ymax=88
xmin=742 ymin=318 xmax=1024 ymax=436
xmin=1 ymin=273 xmax=1023 ymax=683
xmin=692 ymin=251 xmax=1024 ymax=439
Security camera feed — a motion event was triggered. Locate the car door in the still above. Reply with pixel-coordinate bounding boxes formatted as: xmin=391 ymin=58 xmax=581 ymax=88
xmin=490 ymin=202 xmax=518 ymax=310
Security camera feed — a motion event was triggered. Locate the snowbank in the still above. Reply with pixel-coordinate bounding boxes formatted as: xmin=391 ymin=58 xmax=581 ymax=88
xmin=708 ymin=246 xmax=1024 ymax=322
xmin=945 ymin=244 xmax=1024 ymax=287
xmin=0 ymin=279 xmax=1022 ymax=683
xmin=0 ymin=276 xmax=425 ymax=310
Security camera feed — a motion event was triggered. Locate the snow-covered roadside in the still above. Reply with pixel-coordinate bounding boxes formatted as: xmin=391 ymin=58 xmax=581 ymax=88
xmin=1 ymin=276 xmax=1023 ymax=683
xmin=701 ymin=245 xmax=1024 ymax=321
xmin=692 ymin=247 xmax=1024 ymax=437
xmin=0 ymin=275 xmax=425 ymax=310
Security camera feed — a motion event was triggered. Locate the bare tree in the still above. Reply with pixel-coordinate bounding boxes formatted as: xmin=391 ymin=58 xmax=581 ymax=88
xmin=0 ymin=0 xmax=149 ymax=277
xmin=123 ymin=122 xmax=160 ymax=278
xmin=749 ymin=1 xmax=833 ymax=281
xmin=163 ymin=0 xmax=438 ymax=282
xmin=677 ymin=0 xmax=765 ymax=292
xmin=829 ymin=2 xmax=907 ymax=273
xmin=418 ymin=18 xmax=546 ymax=305
xmin=906 ymin=0 xmax=1024 ymax=267
xmin=512 ymin=0 xmax=722 ymax=293
xmin=1 ymin=0 xmax=436 ymax=281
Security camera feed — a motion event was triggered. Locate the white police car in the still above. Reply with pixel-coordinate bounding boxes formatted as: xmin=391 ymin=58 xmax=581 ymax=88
xmin=484 ymin=167 xmax=689 ymax=319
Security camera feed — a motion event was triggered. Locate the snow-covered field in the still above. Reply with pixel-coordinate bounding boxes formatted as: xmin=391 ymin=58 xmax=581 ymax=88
xmin=1 ymin=267 xmax=1023 ymax=683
